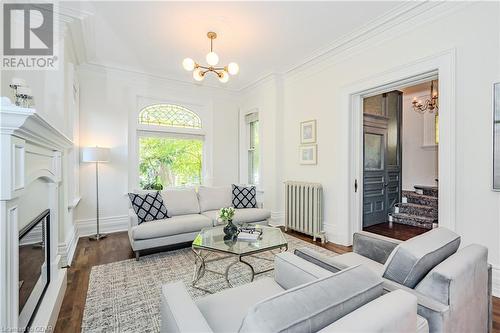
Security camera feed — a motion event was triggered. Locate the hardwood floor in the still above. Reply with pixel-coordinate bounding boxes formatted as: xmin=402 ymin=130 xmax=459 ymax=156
xmin=364 ymin=222 xmax=429 ymax=241
xmin=54 ymin=232 xmax=135 ymax=333
xmin=55 ymin=230 xmax=500 ymax=333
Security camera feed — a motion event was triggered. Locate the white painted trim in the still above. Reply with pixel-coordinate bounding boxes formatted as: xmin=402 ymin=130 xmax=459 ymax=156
xmin=493 ymin=265 xmax=500 ymax=298
xmin=344 ymin=49 xmax=456 ymax=246
xmin=30 ymin=267 xmax=67 ymax=332
xmin=67 ymin=196 xmax=81 ymax=210
xmin=76 ymin=215 xmax=128 ymax=237
xmin=127 ymin=91 xmax=214 ymax=191
xmin=58 ymin=225 xmax=78 ymax=267
xmin=72 ymin=2 xmax=467 ymax=94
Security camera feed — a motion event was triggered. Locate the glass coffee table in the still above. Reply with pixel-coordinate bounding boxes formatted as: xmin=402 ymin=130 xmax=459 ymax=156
xmin=191 ymin=225 xmax=288 ymax=293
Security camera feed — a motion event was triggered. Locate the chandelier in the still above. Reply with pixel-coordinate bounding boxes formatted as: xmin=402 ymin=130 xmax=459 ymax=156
xmin=182 ymin=32 xmax=239 ymax=83
xmin=412 ymin=80 xmax=439 ymax=113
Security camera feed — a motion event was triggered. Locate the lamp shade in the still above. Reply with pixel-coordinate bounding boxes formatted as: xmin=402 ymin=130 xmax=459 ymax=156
xmin=82 ymin=147 xmax=110 ymax=162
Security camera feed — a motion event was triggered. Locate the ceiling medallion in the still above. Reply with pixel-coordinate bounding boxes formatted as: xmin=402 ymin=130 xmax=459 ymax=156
xmin=182 ymin=31 xmax=239 ymax=83
xmin=412 ymin=80 xmax=439 ymax=114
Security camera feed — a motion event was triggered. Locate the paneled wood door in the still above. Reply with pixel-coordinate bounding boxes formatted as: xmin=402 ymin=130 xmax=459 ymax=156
xmin=363 ymin=91 xmax=402 ymax=227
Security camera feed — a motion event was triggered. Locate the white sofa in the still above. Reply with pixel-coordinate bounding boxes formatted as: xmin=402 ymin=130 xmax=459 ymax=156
xmin=128 ymin=186 xmax=271 ymax=259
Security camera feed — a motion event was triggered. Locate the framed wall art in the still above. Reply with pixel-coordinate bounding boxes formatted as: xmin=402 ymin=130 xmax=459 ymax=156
xmin=300 ymin=144 xmax=317 ymax=165
xmin=300 ymin=120 xmax=316 ymax=144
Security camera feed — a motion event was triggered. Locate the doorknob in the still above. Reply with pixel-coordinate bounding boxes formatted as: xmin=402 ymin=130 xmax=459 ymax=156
xmin=384 ymin=183 xmax=388 ymax=187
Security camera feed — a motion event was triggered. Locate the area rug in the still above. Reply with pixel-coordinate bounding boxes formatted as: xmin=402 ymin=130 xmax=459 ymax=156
xmin=81 ymin=234 xmax=336 ymax=332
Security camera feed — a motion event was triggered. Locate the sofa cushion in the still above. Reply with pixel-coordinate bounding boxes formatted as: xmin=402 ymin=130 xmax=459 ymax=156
xmin=239 ymin=265 xmax=383 ymax=333
xmin=128 ymin=191 xmax=168 ymax=224
xmin=198 ymin=186 xmax=232 ymax=212
xmin=383 ymin=227 xmax=460 ymax=288
xmin=161 ymin=188 xmax=200 ymax=216
xmin=202 ymin=208 xmax=271 ymax=225
xmin=196 ymin=277 xmax=284 ymax=333
xmin=131 ymin=214 xmax=211 ymax=240
xmin=232 ymin=184 xmax=257 ymax=208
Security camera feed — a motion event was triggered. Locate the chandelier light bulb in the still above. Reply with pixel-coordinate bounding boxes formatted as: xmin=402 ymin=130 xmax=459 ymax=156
xmin=183 ymin=32 xmax=238 ymax=82
xmin=206 ymin=52 xmax=219 ymax=66
xmin=193 ymin=68 xmax=204 ymax=81
xmin=218 ymin=71 xmax=229 ymax=83
xmin=227 ymin=62 xmax=239 ymax=75
xmin=182 ymin=58 xmax=195 ymax=71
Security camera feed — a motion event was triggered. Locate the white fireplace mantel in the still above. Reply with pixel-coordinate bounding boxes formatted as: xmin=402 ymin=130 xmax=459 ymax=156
xmin=1 ymin=97 xmax=73 ymax=331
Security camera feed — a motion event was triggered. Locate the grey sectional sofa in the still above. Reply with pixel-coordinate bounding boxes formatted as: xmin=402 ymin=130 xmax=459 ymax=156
xmin=160 ymin=252 xmax=429 ymax=333
xmin=295 ymin=228 xmax=491 ymax=333
xmin=128 ymin=186 xmax=271 ymax=259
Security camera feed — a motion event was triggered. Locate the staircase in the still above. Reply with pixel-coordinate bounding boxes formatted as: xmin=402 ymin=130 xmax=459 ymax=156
xmin=392 ymin=185 xmax=438 ymax=229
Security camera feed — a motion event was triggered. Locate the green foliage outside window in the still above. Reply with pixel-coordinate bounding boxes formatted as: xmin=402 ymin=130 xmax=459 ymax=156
xmin=139 ymin=137 xmax=203 ymax=189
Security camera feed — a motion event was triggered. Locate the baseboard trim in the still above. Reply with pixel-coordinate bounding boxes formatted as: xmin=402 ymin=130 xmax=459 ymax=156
xmin=492 ymin=265 xmax=500 ymax=298
xmin=324 ymin=223 xmax=349 ymax=246
xmin=76 ymin=215 xmax=128 ymax=237
xmin=58 ymin=225 xmax=78 ymax=267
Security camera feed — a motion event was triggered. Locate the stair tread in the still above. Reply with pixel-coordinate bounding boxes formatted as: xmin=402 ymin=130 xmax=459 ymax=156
xmin=402 ymin=192 xmax=438 ymax=201
xmin=398 ymin=203 xmax=436 ymax=210
xmin=392 ymin=213 xmax=437 ymax=222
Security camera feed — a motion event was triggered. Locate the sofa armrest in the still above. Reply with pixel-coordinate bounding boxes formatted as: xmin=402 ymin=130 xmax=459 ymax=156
xmin=129 ymin=208 xmax=138 ymax=229
xmin=274 ymin=252 xmax=333 ymax=290
xmin=160 ymin=282 xmax=213 ymax=333
xmin=319 ymin=290 xmax=419 ymax=333
xmin=353 ymin=231 xmax=402 ymax=264
xmin=383 ymin=279 xmax=449 ymax=332
xmin=294 ymin=247 xmax=345 ymax=273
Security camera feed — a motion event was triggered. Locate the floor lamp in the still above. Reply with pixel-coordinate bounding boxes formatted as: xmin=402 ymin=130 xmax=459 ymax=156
xmin=82 ymin=146 xmax=110 ymax=241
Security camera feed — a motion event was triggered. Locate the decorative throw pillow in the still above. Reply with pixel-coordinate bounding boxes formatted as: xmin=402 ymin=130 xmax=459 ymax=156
xmin=232 ymin=184 xmax=257 ymax=208
xmin=128 ymin=191 xmax=169 ymax=224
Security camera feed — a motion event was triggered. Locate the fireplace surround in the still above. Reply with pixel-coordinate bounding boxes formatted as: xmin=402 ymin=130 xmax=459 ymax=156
xmin=0 ymin=97 xmax=72 ymax=331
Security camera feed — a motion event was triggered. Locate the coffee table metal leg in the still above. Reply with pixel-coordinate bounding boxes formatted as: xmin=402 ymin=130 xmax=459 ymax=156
xmin=238 ymin=256 xmax=256 ymax=282
xmin=224 ymin=259 xmax=240 ymax=287
xmin=192 ymin=248 xmax=206 ymax=286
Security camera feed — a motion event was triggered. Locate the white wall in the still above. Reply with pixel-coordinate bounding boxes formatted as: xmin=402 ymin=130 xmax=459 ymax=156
xmin=75 ymin=65 xmax=240 ymax=224
xmin=244 ymin=2 xmax=500 ymax=270
xmin=401 ymin=87 xmax=439 ymax=190
xmin=239 ymin=76 xmax=284 ymax=224
xmin=0 ymin=22 xmax=81 ymax=265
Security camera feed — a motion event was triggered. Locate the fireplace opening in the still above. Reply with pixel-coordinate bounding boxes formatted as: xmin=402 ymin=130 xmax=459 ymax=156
xmin=18 ymin=209 xmax=50 ymax=331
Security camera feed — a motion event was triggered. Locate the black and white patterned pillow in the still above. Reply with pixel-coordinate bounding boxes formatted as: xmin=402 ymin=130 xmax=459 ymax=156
xmin=232 ymin=184 xmax=257 ymax=208
xmin=128 ymin=191 xmax=169 ymax=224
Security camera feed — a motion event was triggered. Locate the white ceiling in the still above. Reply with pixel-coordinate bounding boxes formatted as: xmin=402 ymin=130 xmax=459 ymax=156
xmin=65 ymin=1 xmax=402 ymax=90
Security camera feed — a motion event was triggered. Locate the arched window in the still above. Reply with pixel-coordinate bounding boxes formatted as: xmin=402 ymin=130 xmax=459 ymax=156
xmin=136 ymin=103 xmax=204 ymax=190
xmin=139 ymin=104 xmax=202 ymax=129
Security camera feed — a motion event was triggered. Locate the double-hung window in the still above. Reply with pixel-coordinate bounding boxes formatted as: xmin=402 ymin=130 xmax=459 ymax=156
xmin=246 ymin=112 xmax=260 ymax=185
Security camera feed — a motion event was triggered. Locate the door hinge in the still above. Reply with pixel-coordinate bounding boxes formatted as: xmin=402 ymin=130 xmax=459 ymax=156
xmin=354 ymin=179 xmax=358 ymax=193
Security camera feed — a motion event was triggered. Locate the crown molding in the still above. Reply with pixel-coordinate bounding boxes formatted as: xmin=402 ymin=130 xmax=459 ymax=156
xmin=283 ymin=1 xmax=469 ymax=84
xmin=68 ymin=1 xmax=470 ymax=94
xmin=241 ymin=1 xmax=469 ymax=92
xmin=78 ymin=62 xmax=242 ymax=97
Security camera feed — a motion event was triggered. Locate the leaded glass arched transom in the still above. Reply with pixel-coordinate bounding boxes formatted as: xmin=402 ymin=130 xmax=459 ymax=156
xmin=139 ymin=104 xmax=202 ymax=129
